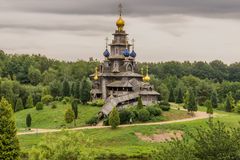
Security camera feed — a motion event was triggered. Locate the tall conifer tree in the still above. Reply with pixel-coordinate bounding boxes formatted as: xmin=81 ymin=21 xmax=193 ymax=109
xmin=62 ymin=79 xmax=70 ymax=97
xmin=0 ymin=98 xmax=20 ymax=159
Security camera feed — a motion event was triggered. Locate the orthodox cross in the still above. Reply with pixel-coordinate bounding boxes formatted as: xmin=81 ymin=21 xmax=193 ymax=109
xmin=132 ymin=38 xmax=135 ymax=50
xmin=105 ymin=37 xmax=108 ymax=49
xmin=119 ymin=3 xmax=123 ymax=16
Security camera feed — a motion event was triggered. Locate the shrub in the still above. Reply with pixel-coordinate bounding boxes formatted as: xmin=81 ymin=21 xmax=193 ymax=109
xmin=86 ymin=115 xmax=99 ymax=125
xmin=41 ymin=95 xmax=53 ymax=105
xmin=159 ymin=101 xmax=170 ymax=106
xmin=147 ymin=106 xmax=162 ymax=116
xmin=95 ymin=99 xmax=105 ymax=106
xmin=51 ymin=101 xmax=57 ymax=109
xmin=88 ymin=99 xmax=105 ymax=107
xmin=119 ymin=109 xmax=134 ymax=124
xmin=64 ymin=108 xmax=74 ymax=124
xmin=36 ymin=102 xmax=44 ymax=110
xmin=103 ymin=117 xmax=109 ymax=126
xmin=55 ymin=96 xmax=62 ymax=101
xmin=138 ymin=109 xmax=150 ymax=122
xmin=160 ymin=105 xmax=170 ymax=111
xmin=159 ymin=101 xmax=171 ymax=111
xmin=63 ymin=97 xmax=71 ymax=103
xmin=62 ymin=99 xmax=66 ymax=104
xmin=109 ymin=107 xmax=120 ymax=129
xmin=29 ymin=131 xmax=94 ymax=160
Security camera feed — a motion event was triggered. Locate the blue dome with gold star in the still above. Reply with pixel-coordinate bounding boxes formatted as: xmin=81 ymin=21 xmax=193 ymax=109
xmin=130 ymin=50 xmax=136 ymax=58
xmin=103 ymin=49 xmax=110 ymax=57
xmin=123 ymin=48 xmax=129 ymax=57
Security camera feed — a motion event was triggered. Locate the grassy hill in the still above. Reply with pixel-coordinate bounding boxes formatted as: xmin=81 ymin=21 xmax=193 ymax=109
xmin=18 ymin=104 xmax=240 ymax=158
xmin=15 ymin=102 xmax=100 ymax=130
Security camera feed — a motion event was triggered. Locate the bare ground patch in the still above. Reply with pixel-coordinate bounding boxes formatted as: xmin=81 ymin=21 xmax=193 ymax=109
xmin=135 ymin=131 xmax=184 ymax=142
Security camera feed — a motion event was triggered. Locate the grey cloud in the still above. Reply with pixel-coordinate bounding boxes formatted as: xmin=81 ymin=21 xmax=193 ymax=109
xmin=0 ymin=23 xmax=111 ymax=32
xmin=1 ymin=0 xmax=240 ymax=19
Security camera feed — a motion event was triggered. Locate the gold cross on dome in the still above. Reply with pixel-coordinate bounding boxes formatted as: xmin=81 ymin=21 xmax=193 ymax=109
xmin=118 ymin=3 xmax=123 ymax=16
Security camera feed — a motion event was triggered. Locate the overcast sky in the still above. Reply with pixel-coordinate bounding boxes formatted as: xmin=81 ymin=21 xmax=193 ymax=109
xmin=1 ymin=0 xmax=240 ymax=63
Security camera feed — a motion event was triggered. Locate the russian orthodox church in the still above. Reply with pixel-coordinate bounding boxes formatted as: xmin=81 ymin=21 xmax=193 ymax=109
xmin=90 ymin=4 xmax=159 ymax=116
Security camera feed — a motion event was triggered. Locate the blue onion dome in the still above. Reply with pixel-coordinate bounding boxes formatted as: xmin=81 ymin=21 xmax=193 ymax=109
xmin=123 ymin=48 xmax=130 ymax=57
xmin=103 ymin=49 xmax=110 ymax=57
xmin=130 ymin=50 xmax=136 ymax=58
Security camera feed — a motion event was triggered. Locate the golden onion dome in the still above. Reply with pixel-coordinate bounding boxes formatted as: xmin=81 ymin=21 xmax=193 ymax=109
xmin=94 ymin=67 xmax=98 ymax=80
xmin=144 ymin=75 xmax=151 ymax=82
xmin=116 ymin=16 xmax=125 ymax=31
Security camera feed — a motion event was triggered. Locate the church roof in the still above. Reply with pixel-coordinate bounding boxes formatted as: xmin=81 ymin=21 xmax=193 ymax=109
xmin=101 ymin=92 xmax=139 ymax=115
xmin=90 ymin=72 xmax=143 ymax=78
xmin=107 ymin=80 xmax=133 ymax=88
xmin=140 ymin=90 xmax=160 ymax=95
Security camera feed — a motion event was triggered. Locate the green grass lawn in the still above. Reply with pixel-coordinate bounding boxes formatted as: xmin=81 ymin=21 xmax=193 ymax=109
xmin=15 ymin=102 xmax=101 ymax=129
xmin=18 ymin=103 xmax=240 ymax=157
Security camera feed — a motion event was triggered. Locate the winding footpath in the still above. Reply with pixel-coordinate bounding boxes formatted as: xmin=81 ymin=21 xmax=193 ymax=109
xmin=17 ymin=109 xmax=211 ymax=136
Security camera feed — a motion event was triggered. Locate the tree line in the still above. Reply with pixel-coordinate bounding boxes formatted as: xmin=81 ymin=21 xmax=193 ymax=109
xmin=1 ymin=50 xmax=240 ymax=112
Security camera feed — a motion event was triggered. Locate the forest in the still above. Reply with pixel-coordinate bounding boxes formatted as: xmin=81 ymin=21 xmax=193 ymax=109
xmin=0 ymin=50 xmax=240 ymax=113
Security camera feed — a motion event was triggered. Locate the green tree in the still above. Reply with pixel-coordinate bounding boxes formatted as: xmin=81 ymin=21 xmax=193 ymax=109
xmin=65 ymin=108 xmax=74 ymax=124
xmin=75 ymin=81 xmax=81 ymax=98
xmin=187 ymin=89 xmax=198 ymax=115
xmin=62 ymin=79 xmax=70 ymax=97
xmin=183 ymin=90 xmax=190 ymax=109
xmin=109 ymin=107 xmax=120 ymax=129
xmin=236 ymin=102 xmax=240 ymax=113
xmin=196 ymin=80 xmax=213 ymax=106
xmin=26 ymin=95 xmax=34 ymax=108
xmin=71 ymin=100 xmax=78 ymax=126
xmin=26 ymin=113 xmax=32 ymax=130
xmin=42 ymin=68 xmax=57 ymax=85
xmin=157 ymin=83 xmax=169 ymax=101
xmin=0 ymin=98 xmax=20 ymax=159
xmin=137 ymin=96 xmax=143 ymax=109
xmin=225 ymin=97 xmax=232 ymax=112
xmin=168 ymin=88 xmax=175 ymax=102
xmin=176 ymin=88 xmax=183 ymax=104
xmin=225 ymin=92 xmax=234 ymax=112
xmin=80 ymin=78 xmax=91 ymax=104
xmin=15 ymin=98 xmax=24 ymax=112
xmin=205 ymin=100 xmax=213 ymax=121
xmin=28 ymin=66 xmax=42 ymax=86
xmin=71 ymin=82 xmax=75 ymax=96
xmin=211 ymin=91 xmax=218 ymax=108
xmin=49 ymin=80 xmax=62 ymax=98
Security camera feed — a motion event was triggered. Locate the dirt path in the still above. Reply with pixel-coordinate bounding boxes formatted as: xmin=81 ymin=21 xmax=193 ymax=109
xmin=17 ymin=109 xmax=210 ymax=136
